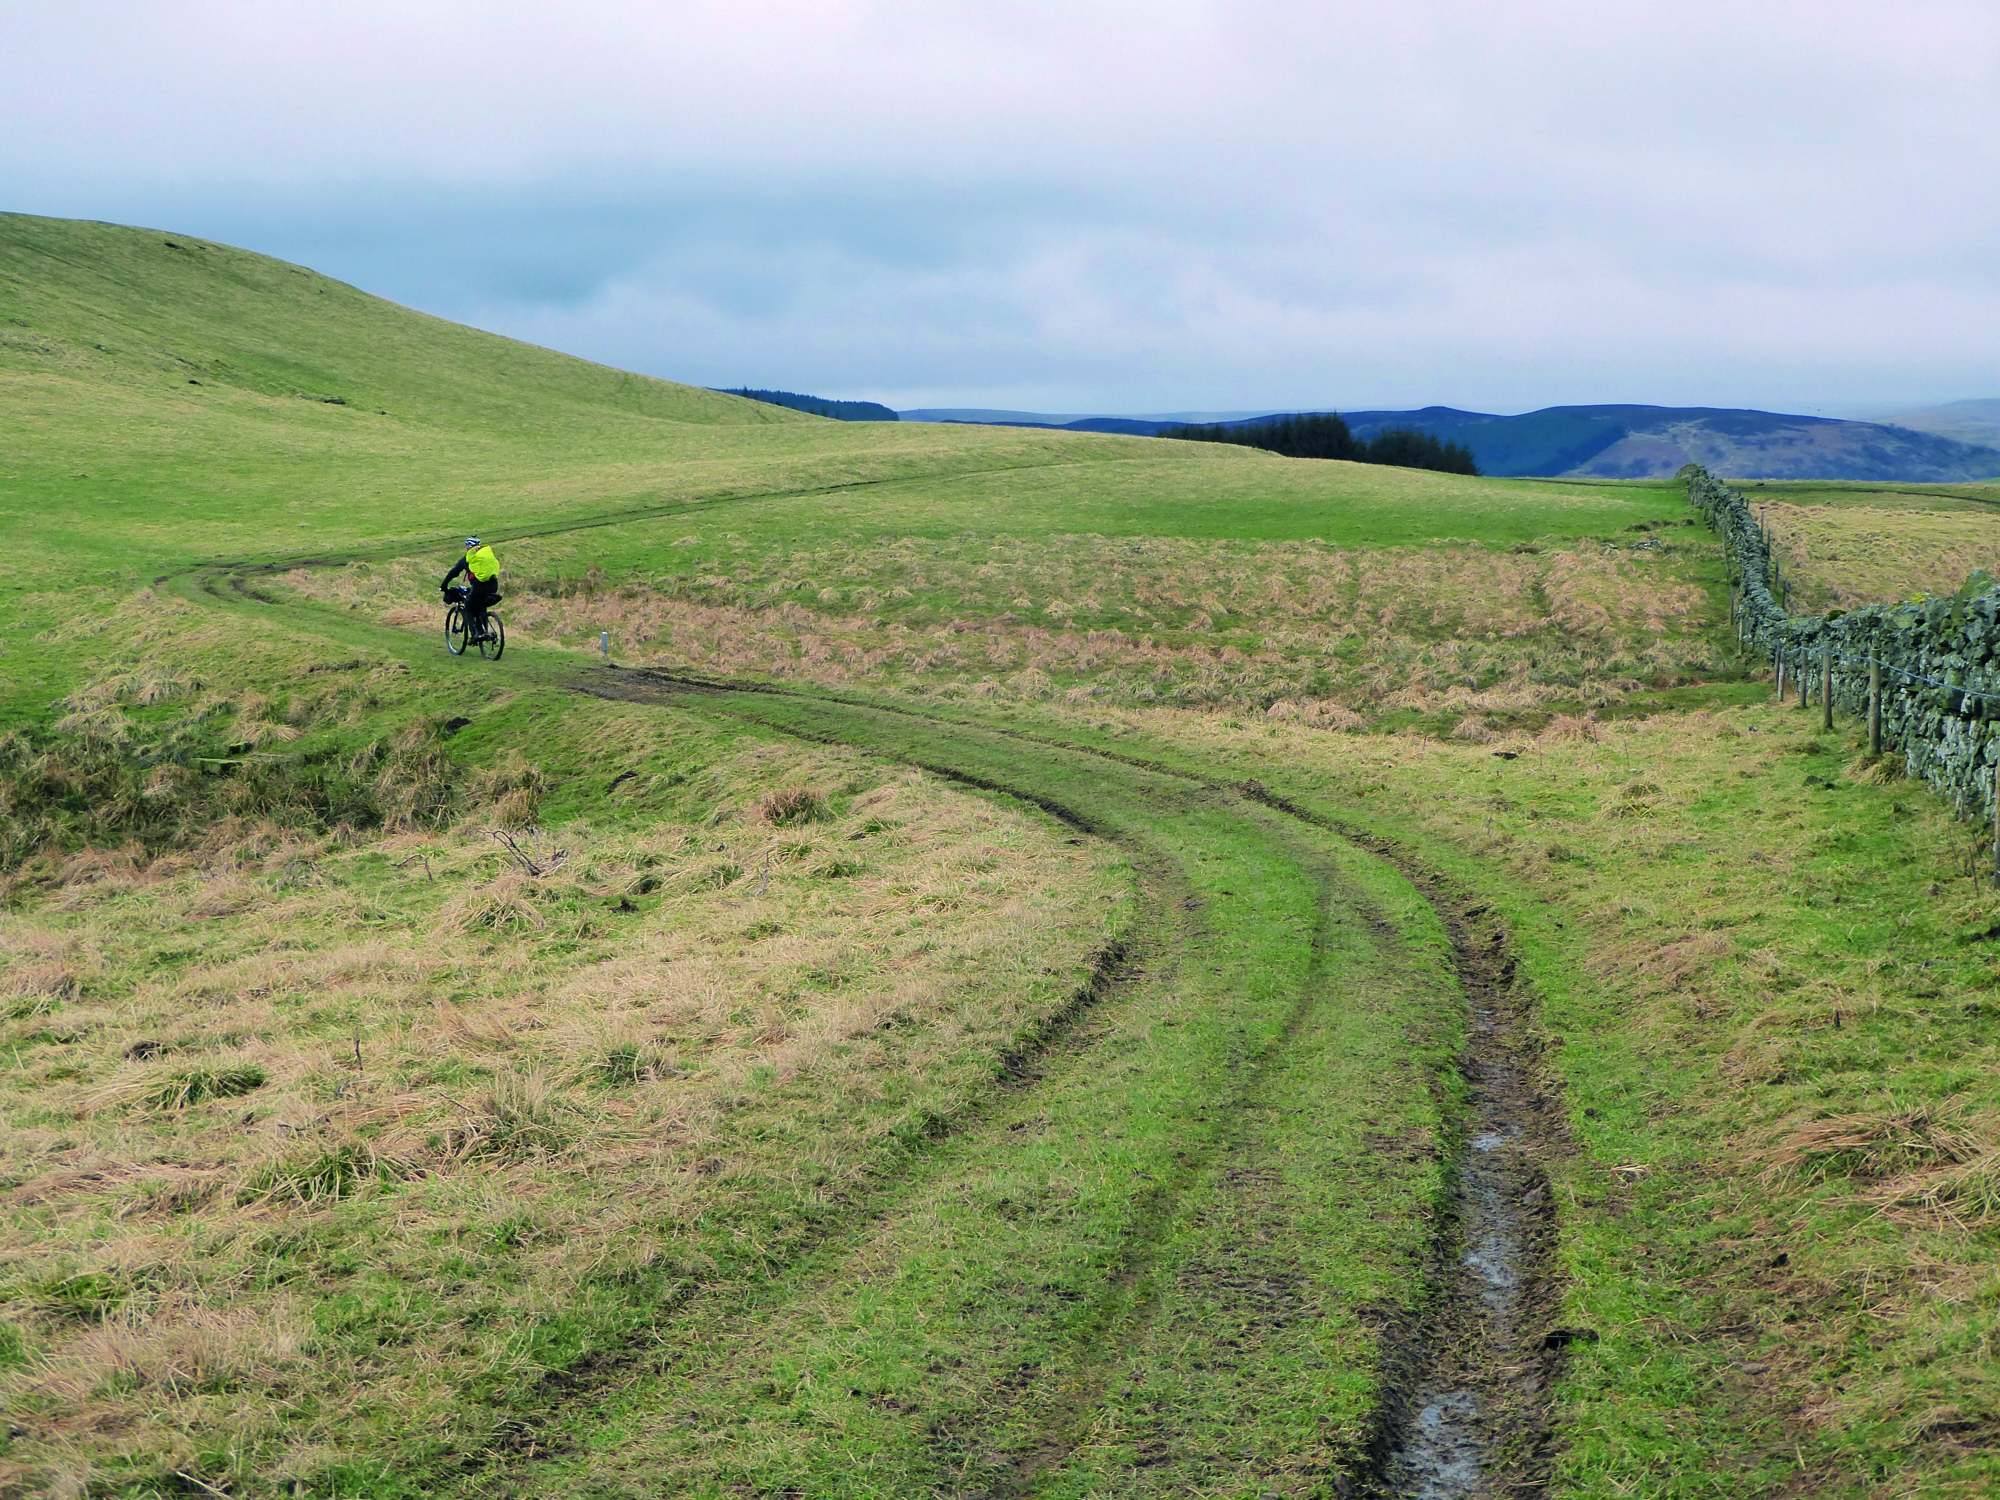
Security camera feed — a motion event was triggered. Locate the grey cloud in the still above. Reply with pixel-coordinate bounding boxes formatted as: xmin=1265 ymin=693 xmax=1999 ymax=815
xmin=6 ymin=2 xmax=1998 ymax=412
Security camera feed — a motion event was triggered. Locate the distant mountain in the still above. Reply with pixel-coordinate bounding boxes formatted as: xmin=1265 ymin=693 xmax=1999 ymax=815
xmin=901 ymin=401 xmax=2000 ymax=480
xmin=1867 ymin=399 xmax=2000 ymax=451
xmin=1338 ymin=405 xmax=2000 ymax=481
xmin=718 ymin=388 xmax=898 ymax=421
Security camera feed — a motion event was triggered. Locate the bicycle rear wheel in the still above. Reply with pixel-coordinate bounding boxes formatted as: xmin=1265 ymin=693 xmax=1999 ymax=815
xmin=445 ymin=605 xmax=467 ymax=655
xmin=479 ymin=614 xmax=506 ymax=661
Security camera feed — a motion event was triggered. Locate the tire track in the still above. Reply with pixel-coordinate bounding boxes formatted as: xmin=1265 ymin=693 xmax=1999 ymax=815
xmin=184 ymin=564 xmax=1570 ymax=1497
xmin=605 ymin=672 xmax=1572 ymax=1498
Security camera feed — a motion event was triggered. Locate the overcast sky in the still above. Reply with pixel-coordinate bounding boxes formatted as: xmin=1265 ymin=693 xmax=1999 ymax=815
xmin=7 ymin=1 xmax=1998 ymax=414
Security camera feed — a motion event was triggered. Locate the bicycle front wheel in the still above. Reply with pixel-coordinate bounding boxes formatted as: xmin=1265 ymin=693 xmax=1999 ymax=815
xmin=479 ymin=614 xmax=506 ymax=661
xmin=445 ymin=605 xmax=467 ymax=655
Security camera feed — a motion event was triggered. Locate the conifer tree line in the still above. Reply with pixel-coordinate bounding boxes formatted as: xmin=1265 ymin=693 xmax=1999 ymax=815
xmin=1162 ymin=412 xmax=1480 ymax=475
xmin=718 ymin=388 xmax=900 ymax=422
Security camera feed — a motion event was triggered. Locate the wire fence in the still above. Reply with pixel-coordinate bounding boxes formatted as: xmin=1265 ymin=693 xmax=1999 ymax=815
xmin=1685 ymin=463 xmax=2000 ymax=830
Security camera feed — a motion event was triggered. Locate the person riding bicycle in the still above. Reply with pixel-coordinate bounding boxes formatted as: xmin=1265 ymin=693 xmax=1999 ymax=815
xmin=441 ymin=536 xmax=501 ymax=634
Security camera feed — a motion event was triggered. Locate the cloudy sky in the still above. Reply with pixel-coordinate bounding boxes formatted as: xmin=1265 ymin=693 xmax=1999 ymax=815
xmin=7 ymin=1 xmax=1998 ymax=414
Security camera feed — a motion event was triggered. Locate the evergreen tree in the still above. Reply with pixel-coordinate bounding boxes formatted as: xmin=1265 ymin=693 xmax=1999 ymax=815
xmin=1359 ymin=428 xmax=1480 ymax=475
xmin=1163 ymin=412 xmax=1357 ymax=459
xmin=1162 ymin=413 xmax=1479 ymax=475
xmin=719 ymin=388 xmax=899 ymax=422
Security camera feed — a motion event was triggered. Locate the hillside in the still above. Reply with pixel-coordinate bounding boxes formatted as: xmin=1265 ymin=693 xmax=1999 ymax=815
xmin=0 ymin=213 xmax=1686 ymax=613
xmin=1871 ymin=396 xmax=2000 ymax=450
xmin=0 ymin=215 xmax=802 ymax=434
xmin=10 ymin=217 xmax=2000 ymax=1499
xmin=1341 ymin=403 xmax=2000 ymax=480
xmin=904 ymin=399 xmax=2000 ymax=481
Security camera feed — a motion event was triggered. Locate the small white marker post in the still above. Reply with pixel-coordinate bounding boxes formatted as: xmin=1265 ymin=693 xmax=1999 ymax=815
xmin=600 ymin=631 xmax=610 ymax=661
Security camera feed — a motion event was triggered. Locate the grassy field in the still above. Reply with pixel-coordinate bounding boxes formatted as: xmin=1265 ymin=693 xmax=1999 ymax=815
xmin=282 ymin=523 xmax=1718 ymax=725
xmin=8 ymin=213 xmax=2000 ymax=1497
xmin=1761 ymin=502 xmax=2000 ymax=610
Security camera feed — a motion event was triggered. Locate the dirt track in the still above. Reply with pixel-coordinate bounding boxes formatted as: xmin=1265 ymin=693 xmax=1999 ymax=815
xmin=183 ymin=562 xmax=1579 ymax=1496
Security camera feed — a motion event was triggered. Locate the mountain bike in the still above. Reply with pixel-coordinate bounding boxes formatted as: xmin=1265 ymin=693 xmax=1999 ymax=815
xmin=443 ymin=587 xmax=506 ymax=660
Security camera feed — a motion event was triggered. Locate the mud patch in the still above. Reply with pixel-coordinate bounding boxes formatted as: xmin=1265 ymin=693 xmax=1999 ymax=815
xmin=1383 ymin=909 xmax=1564 ymax=1498
xmin=1233 ymin=786 xmax=1572 ymax=1498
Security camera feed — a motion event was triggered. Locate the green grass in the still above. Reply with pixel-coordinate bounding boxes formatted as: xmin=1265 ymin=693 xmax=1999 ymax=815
xmin=284 ymin=521 xmax=1730 ymax=724
xmin=9 ymin=212 xmax=2000 ymax=1497
xmin=882 ymin=695 xmax=2000 ymax=1495
xmin=3 ymin=212 xmax=1679 ymax=625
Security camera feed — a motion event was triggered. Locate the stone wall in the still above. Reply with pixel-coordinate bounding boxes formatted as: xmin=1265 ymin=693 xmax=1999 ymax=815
xmin=1684 ymin=464 xmax=2000 ymax=818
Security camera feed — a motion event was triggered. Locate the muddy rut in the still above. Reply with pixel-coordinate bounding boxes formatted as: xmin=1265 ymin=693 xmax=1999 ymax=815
xmin=1376 ymin=896 xmax=1567 ymax=1500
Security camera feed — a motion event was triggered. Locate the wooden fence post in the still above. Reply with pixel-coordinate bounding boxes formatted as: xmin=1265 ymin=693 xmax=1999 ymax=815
xmin=1991 ymin=755 xmax=1999 ymax=882
xmin=1777 ymin=652 xmax=1786 ymax=702
xmin=1821 ymin=646 xmax=1833 ymax=731
xmin=1868 ymin=661 xmax=1882 ymax=756
xmin=1799 ymin=655 xmax=1809 ymax=708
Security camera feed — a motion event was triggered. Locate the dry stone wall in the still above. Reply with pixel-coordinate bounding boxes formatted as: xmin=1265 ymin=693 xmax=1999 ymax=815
xmin=1684 ymin=464 xmax=2000 ymax=818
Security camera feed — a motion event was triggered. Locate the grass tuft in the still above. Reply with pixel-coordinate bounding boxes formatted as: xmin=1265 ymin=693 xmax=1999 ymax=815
xmin=591 ymin=1040 xmax=670 ymax=1086
xmin=759 ymin=786 xmax=829 ymax=826
xmin=434 ymin=873 xmax=548 ymax=934
xmin=446 ymin=1071 xmax=577 ymax=1159
xmin=1767 ymin=1103 xmax=1977 ymax=1184
xmin=38 ymin=1271 xmax=130 ymax=1323
xmin=142 ymin=1064 xmax=267 ymax=1111
xmin=236 ymin=1142 xmax=410 ymax=1207
xmin=1873 ymin=1150 xmax=2000 ymax=1228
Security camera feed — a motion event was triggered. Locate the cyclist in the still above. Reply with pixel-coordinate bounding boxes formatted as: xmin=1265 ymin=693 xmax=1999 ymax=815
xmin=441 ymin=536 xmax=501 ymax=637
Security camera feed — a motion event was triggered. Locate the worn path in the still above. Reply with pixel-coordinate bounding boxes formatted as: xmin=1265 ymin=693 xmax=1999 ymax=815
xmin=174 ymin=558 xmax=1573 ymax=1498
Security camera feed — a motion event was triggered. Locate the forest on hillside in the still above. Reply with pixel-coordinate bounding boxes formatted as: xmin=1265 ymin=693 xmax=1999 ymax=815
xmin=721 ymin=387 xmax=900 ymax=421
xmin=1164 ymin=412 xmax=1480 ymax=474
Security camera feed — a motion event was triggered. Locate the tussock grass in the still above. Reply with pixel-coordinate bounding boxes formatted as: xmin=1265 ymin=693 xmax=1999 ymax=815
xmin=236 ymin=1141 xmax=412 ymax=1207
xmin=759 ymin=786 xmax=828 ymax=825
xmin=1874 ymin=1151 xmax=2000 ymax=1229
xmin=139 ymin=1063 xmax=268 ymax=1112
xmin=292 ymin=529 xmax=1718 ymax=722
xmin=1762 ymin=1102 xmax=1986 ymax=1184
xmin=0 ymin=684 xmax=1121 ymax=1495
xmin=1764 ymin=501 xmax=2000 ymax=609
xmin=444 ymin=1071 xmax=578 ymax=1161
xmin=432 ymin=871 xmax=550 ymax=934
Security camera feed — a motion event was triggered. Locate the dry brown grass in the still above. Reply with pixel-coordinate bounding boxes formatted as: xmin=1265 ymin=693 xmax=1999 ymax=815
xmin=286 ymin=530 xmax=1716 ymax=720
xmin=1763 ymin=503 xmax=2000 ymax=610
xmin=0 ymin=713 xmax=1122 ymax=1494
xmin=1872 ymin=1151 xmax=2000 ymax=1229
xmin=1761 ymin=1104 xmax=1988 ymax=1185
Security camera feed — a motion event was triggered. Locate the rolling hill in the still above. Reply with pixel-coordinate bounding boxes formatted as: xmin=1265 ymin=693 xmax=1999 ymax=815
xmin=1340 ymin=404 xmax=2000 ymax=481
xmin=1869 ymin=396 xmax=2000 ymax=450
xmin=10 ymin=213 xmax=2000 ymax=1499
xmin=905 ymin=403 xmax=2000 ymax=481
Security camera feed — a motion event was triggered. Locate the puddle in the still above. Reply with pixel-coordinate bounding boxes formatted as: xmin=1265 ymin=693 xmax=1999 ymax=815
xmin=1381 ymin=911 xmax=1565 ymax=1500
